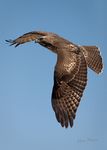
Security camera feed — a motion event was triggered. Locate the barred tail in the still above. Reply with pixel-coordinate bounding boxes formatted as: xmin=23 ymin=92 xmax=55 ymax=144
xmin=80 ymin=46 xmax=103 ymax=74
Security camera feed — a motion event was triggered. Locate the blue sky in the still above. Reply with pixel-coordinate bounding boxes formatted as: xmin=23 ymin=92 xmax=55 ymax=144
xmin=0 ymin=0 xmax=107 ymax=150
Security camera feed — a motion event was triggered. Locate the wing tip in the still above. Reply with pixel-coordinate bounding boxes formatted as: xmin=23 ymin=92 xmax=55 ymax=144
xmin=55 ymin=111 xmax=74 ymax=128
xmin=5 ymin=39 xmax=19 ymax=47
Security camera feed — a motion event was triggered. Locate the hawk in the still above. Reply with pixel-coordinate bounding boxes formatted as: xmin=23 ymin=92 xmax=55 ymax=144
xmin=6 ymin=31 xmax=103 ymax=128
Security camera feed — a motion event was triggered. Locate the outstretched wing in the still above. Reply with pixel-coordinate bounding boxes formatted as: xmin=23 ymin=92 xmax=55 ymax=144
xmin=6 ymin=31 xmax=48 ymax=47
xmin=51 ymin=52 xmax=87 ymax=128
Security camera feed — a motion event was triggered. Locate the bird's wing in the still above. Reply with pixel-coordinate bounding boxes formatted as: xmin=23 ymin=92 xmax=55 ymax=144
xmin=81 ymin=46 xmax=103 ymax=74
xmin=51 ymin=52 xmax=87 ymax=128
xmin=6 ymin=31 xmax=48 ymax=47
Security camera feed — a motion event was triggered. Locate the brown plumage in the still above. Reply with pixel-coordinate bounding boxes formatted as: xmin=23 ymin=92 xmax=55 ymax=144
xmin=6 ymin=31 xmax=103 ymax=128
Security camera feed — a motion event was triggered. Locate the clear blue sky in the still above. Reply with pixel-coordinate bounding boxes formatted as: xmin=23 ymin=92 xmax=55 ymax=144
xmin=0 ymin=0 xmax=107 ymax=150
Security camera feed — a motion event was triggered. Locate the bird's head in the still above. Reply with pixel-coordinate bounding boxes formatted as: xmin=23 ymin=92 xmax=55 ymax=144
xmin=35 ymin=34 xmax=59 ymax=53
xmin=35 ymin=33 xmax=71 ymax=54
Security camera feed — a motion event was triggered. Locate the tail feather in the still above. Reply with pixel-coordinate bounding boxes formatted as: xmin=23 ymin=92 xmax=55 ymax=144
xmin=80 ymin=46 xmax=103 ymax=74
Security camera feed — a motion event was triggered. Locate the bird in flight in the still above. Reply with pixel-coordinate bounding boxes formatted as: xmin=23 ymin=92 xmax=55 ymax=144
xmin=6 ymin=31 xmax=103 ymax=128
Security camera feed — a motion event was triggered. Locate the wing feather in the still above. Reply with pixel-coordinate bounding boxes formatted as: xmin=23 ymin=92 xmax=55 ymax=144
xmin=52 ymin=52 xmax=87 ymax=128
xmin=6 ymin=31 xmax=48 ymax=47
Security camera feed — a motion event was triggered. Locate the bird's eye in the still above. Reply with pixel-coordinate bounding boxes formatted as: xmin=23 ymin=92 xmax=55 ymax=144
xmin=35 ymin=36 xmax=45 ymax=43
xmin=38 ymin=37 xmax=44 ymax=41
